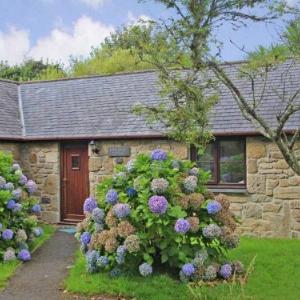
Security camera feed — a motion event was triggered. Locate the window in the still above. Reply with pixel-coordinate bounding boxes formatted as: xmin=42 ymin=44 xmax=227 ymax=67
xmin=191 ymin=138 xmax=246 ymax=187
xmin=71 ymin=154 xmax=80 ymax=170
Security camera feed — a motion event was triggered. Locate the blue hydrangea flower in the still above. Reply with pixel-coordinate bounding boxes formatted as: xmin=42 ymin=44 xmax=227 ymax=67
xmin=126 ymin=187 xmax=137 ymax=198
xmin=25 ymin=180 xmax=37 ymax=194
xmin=7 ymin=199 xmax=16 ymax=210
xmin=105 ymin=189 xmax=118 ymax=205
xmin=33 ymin=227 xmax=43 ymax=237
xmin=0 ymin=176 xmax=6 ymax=189
xmin=116 ymin=255 xmax=125 ymax=265
xmin=13 ymin=203 xmax=22 ymax=213
xmin=116 ymin=245 xmax=127 ymax=265
xmin=4 ymin=182 xmax=14 ymax=191
xmin=2 ymin=229 xmax=14 ymax=240
xmin=96 ymin=256 xmax=109 ymax=268
xmin=83 ymin=197 xmax=97 ymax=213
xmin=18 ymin=249 xmax=31 ymax=262
xmin=113 ymin=203 xmax=131 ymax=218
xmin=139 ymin=263 xmax=153 ymax=277
xmin=110 ymin=267 xmax=121 ymax=277
xmin=19 ymin=175 xmax=28 ymax=185
xmin=207 ymin=200 xmax=222 ymax=214
xmin=12 ymin=188 xmax=22 ymax=200
xmin=85 ymin=250 xmax=99 ymax=273
xmin=80 ymin=232 xmax=91 ymax=245
xmin=148 ymin=195 xmax=168 ymax=215
xmin=31 ymin=204 xmax=41 ymax=214
xmin=219 ymin=264 xmax=232 ymax=279
xmin=151 ymin=149 xmax=167 ymax=161
xmin=175 ymin=218 xmax=191 ymax=234
xmin=182 ymin=263 xmax=196 ymax=277
xmin=92 ymin=207 xmax=105 ymax=223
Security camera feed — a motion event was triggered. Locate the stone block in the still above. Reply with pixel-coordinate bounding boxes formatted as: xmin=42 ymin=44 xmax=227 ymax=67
xmin=247 ymin=142 xmax=266 ymax=159
xmin=89 ymin=157 xmax=102 ymax=172
xmin=247 ymin=159 xmax=258 ymax=174
xmin=274 ymin=186 xmax=300 ymax=199
xmin=263 ymin=203 xmax=282 ymax=213
xmin=247 ymin=175 xmax=266 ymax=194
xmin=243 ymin=203 xmax=263 ymax=219
xmin=44 ymin=174 xmax=59 ymax=195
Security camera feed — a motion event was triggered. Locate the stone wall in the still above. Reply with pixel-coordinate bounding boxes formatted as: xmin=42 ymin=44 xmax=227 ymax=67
xmin=228 ymin=137 xmax=300 ymax=238
xmin=20 ymin=142 xmax=60 ymax=223
xmin=89 ymin=139 xmax=188 ymax=195
xmin=0 ymin=142 xmax=21 ymax=161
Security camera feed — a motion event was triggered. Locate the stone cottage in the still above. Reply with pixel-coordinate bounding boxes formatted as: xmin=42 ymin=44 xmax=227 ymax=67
xmin=0 ymin=61 xmax=299 ymax=237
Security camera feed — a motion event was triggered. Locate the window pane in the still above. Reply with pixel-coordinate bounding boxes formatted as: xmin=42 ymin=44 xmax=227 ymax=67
xmin=219 ymin=140 xmax=245 ymax=184
xmin=71 ymin=155 xmax=80 ymax=170
xmin=197 ymin=144 xmax=216 ymax=182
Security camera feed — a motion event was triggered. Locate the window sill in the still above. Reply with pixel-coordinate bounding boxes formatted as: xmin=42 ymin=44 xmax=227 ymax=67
xmin=208 ymin=187 xmax=247 ymax=194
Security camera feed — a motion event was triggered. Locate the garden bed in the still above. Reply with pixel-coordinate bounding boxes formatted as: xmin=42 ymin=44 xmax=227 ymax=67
xmin=65 ymin=237 xmax=300 ymax=300
xmin=0 ymin=224 xmax=55 ymax=289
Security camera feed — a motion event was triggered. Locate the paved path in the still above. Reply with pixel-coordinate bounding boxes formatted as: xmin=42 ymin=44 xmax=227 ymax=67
xmin=0 ymin=230 xmax=78 ymax=300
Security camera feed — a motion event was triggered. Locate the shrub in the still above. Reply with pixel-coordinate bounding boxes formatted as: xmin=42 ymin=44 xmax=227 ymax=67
xmin=76 ymin=150 xmax=243 ymax=281
xmin=0 ymin=151 xmax=42 ymax=262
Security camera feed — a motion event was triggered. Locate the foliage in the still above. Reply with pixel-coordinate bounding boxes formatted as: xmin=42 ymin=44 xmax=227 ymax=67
xmin=66 ymin=237 xmax=300 ymax=300
xmin=76 ymin=149 xmax=241 ymax=282
xmin=0 ymin=151 xmax=42 ymax=262
xmin=0 ymin=224 xmax=55 ymax=290
xmin=0 ymin=59 xmax=66 ymax=82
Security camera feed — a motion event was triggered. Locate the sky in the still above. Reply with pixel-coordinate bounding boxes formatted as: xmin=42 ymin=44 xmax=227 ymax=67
xmin=0 ymin=0 xmax=298 ymax=66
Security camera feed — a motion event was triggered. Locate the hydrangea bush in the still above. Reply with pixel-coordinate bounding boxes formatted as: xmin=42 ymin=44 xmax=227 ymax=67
xmin=76 ymin=149 xmax=244 ymax=282
xmin=0 ymin=152 xmax=42 ymax=262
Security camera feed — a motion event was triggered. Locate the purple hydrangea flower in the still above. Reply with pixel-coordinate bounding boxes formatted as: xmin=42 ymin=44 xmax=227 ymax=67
xmin=207 ymin=200 xmax=222 ymax=214
xmin=139 ymin=263 xmax=153 ymax=277
xmin=12 ymin=188 xmax=22 ymax=200
xmin=126 ymin=187 xmax=137 ymax=198
xmin=117 ymin=245 xmax=127 ymax=256
xmin=105 ymin=189 xmax=118 ymax=205
xmin=31 ymin=204 xmax=41 ymax=214
xmin=19 ymin=175 xmax=28 ymax=185
xmin=13 ymin=203 xmax=22 ymax=213
xmin=148 ymin=195 xmax=168 ymax=215
xmin=0 ymin=176 xmax=6 ymax=188
xmin=2 ymin=229 xmax=14 ymax=240
xmin=83 ymin=197 xmax=97 ymax=213
xmin=3 ymin=248 xmax=16 ymax=262
xmin=4 ymin=182 xmax=14 ymax=191
xmin=151 ymin=149 xmax=167 ymax=161
xmin=25 ymin=180 xmax=37 ymax=194
xmin=7 ymin=199 xmax=16 ymax=210
xmin=116 ymin=246 xmax=127 ymax=265
xmin=113 ymin=203 xmax=131 ymax=219
xmin=219 ymin=264 xmax=232 ymax=279
xmin=189 ymin=167 xmax=200 ymax=176
xmin=182 ymin=263 xmax=196 ymax=277
xmin=18 ymin=249 xmax=31 ymax=262
xmin=175 ymin=218 xmax=191 ymax=234
xmin=80 ymin=232 xmax=91 ymax=245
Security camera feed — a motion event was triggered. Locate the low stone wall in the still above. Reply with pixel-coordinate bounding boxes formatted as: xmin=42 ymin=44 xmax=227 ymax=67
xmin=20 ymin=142 xmax=60 ymax=223
xmin=229 ymin=137 xmax=300 ymax=238
xmin=89 ymin=139 xmax=188 ymax=195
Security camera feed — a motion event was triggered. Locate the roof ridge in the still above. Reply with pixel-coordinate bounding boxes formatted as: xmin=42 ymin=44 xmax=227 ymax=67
xmin=0 ymin=78 xmax=19 ymax=84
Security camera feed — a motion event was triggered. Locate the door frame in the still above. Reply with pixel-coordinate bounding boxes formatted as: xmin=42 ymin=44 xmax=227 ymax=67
xmin=60 ymin=141 xmax=90 ymax=222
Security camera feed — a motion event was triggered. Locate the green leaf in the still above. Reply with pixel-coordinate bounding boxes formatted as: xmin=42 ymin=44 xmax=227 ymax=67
xmin=168 ymin=206 xmax=187 ymax=218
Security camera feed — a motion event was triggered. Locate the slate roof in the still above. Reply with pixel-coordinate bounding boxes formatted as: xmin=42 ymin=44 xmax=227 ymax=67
xmin=0 ymin=60 xmax=299 ymax=140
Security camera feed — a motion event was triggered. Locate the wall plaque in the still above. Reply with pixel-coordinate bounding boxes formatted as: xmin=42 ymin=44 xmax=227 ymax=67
xmin=108 ymin=146 xmax=131 ymax=157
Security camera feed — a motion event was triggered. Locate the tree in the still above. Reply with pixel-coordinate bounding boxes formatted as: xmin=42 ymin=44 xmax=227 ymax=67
xmin=134 ymin=0 xmax=300 ymax=174
xmin=0 ymin=59 xmax=66 ymax=82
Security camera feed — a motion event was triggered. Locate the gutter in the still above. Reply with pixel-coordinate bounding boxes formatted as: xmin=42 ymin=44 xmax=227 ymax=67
xmin=1 ymin=130 xmax=296 ymax=142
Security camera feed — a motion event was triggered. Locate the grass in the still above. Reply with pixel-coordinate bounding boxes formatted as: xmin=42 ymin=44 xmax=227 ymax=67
xmin=0 ymin=224 xmax=55 ymax=289
xmin=65 ymin=237 xmax=300 ymax=300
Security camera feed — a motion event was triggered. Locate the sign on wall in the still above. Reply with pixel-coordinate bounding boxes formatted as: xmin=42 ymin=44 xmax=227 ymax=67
xmin=108 ymin=146 xmax=131 ymax=157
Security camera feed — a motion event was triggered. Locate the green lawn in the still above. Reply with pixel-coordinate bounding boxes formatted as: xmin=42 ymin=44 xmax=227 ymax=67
xmin=0 ymin=224 xmax=55 ymax=289
xmin=65 ymin=237 xmax=300 ymax=300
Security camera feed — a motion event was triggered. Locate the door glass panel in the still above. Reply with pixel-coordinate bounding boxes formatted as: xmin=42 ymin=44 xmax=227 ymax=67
xmin=71 ymin=154 xmax=80 ymax=170
xmin=219 ymin=140 xmax=245 ymax=184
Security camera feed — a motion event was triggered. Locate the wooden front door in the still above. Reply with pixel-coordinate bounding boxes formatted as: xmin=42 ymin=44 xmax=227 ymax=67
xmin=61 ymin=143 xmax=89 ymax=222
